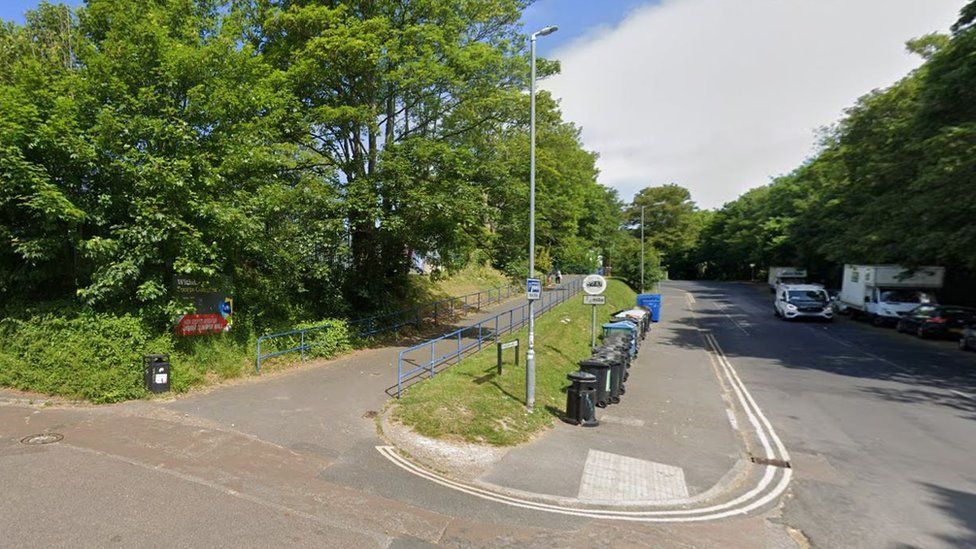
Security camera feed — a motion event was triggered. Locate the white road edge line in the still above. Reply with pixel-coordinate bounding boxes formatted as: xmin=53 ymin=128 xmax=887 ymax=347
xmin=725 ymin=408 xmax=740 ymax=431
xmin=376 ymin=312 xmax=792 ymax=522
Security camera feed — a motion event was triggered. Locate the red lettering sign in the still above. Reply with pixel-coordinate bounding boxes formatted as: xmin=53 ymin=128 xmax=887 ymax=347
xmin=174 ymin=314 xmax=228 ymax=336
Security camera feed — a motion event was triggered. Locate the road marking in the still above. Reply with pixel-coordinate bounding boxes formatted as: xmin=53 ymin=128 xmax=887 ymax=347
xmin=725 ymin=408 xmax=740 ymax=431
xmin=578 ymin=450 xmax=689 ymax=502
xmin=377 ymin=316 xmax=792 ymax=522
xmin=686 ymin=293 xmax=696 ymax=306
xmin=713 ymin=300 xmax=750 ymax=335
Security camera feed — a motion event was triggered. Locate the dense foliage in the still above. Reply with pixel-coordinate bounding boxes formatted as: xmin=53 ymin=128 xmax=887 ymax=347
xmin=0 ymin=0 xmax=624 ymax=402
xmin=0 ymin=0 xmax=620 ymax=329
xmin=671 ymin=2 xmax=976 ymax=301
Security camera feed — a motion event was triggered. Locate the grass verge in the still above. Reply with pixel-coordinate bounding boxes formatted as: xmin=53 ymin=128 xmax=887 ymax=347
xmin=392 ymin=279 xmax=637 ymax=446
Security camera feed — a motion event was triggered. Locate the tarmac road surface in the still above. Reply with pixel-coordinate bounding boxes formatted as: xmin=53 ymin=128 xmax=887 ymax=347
xmin=1 ymin=280 xmax=974 ymax=547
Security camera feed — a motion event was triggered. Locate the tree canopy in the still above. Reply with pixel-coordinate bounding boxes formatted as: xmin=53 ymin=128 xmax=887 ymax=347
xmin=0 ymin=0 xmax=621 ymax=329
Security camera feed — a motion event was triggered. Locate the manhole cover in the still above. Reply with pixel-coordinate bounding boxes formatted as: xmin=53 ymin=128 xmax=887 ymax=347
xmin=362 ymin=410 xmax=378 ymax=419
xmin=20 ymin=433 xmax=63 ymax=445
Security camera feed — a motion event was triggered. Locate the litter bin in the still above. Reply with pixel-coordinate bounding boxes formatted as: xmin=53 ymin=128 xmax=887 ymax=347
xmin=637 ymin=294 xmax=662 ymax=322
xmin=143 ymin=354 xmax=171 ymax=393
xmin=579 ymin=357 xmax=613 ymax=407
xmin=564 ymin=371 xmax=599 ymax=427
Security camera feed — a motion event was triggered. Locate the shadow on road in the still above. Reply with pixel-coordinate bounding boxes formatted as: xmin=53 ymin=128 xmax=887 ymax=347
xmin=657 ymin=281 xmax=976 ymax=421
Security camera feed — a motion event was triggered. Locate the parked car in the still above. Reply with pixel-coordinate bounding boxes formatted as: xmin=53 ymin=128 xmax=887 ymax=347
xmin=895 ymin=305 xmax=976 ymax=339
xmin=774 ymin=284 xmax=834 ymax=321
xmin=960 ymin=325 xmax=976 ymax=351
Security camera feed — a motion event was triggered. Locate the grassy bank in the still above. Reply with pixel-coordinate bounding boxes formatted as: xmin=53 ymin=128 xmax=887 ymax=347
xmin=0 ymin=265 xmax=513 ymax=404
xmin=393 ymin=279 xmax=637 ymax=446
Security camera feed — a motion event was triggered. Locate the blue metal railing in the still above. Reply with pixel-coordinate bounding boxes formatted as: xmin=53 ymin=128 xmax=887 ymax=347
xmin=395 ymin=278 xmax=583 ymax=397
xmin=255 ymin=283 xmax=521 ymax=372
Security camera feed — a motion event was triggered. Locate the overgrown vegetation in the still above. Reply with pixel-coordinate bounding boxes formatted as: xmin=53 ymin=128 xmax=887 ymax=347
xmin=0 ymin=1 xmax=632 ymax=401
xmin=392 ymin=279 xmax=636 ymax=446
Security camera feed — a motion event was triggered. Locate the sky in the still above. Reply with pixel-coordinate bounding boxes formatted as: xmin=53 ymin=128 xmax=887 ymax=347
xmin=532 ymin=0 xmax=970 ymax=208
xmin=4 ymin=1 xmax=971 ymax=209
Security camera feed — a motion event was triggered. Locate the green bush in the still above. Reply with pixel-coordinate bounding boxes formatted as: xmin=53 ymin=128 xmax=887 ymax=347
xmin=288 ymin=319 xmax=351 ymax=359
xmin=0 ymin=313 xmax=174 ymax=403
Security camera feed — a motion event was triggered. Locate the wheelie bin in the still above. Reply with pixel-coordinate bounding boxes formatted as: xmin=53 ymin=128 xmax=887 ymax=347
xmin=578 ymin=357 xmax=613 ymax=407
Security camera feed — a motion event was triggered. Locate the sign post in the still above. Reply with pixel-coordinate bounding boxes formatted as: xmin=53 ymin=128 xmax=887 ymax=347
xmin=583 ymin=275 xmax=608 ymax=348
xmin=497 ymin=339 xmax=520 ymax=375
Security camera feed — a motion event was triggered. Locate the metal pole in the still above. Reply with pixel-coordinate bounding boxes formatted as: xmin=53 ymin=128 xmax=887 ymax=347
xmin=526 ymin=26 xmax=557 ymax=413
xmin=527 ymin=33 xmax=537 ymax=412
xmin=591 ymin=305 xmax=597 ymax=349
xmin=640 ymin=205 xmax=645 ymax=293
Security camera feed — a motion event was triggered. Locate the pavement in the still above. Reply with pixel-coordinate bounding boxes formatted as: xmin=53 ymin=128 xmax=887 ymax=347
xmin=2 ymin=279 xmax=975 ymax=547
xmin=463 ymin=287 xmax=747 ymax=504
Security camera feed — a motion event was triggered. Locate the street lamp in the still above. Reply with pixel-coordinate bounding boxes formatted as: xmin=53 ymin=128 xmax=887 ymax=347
xmin=526 ymin=24 xmax=558 ymax=413
xmin=640 ymin=205 xmax=645 ymax=293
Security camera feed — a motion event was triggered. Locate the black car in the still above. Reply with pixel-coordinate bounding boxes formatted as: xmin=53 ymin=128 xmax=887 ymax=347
xmin=960 ymin=325 xmax=976 ymax=351
xmin=896 ymin=305 xmax=976 ymax=339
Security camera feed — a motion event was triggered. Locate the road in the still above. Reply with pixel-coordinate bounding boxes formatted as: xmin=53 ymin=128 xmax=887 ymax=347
xmin=1 ymin=280 xmax=974 ymax=548
xmin=670 ymin=280 xmax=976 ymax=548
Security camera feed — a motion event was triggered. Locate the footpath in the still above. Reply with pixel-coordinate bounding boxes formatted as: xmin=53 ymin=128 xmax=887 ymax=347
xmin=0 ymin=279 xmax=798 ymax=548
xmin=381 ymin=285 xmax=767 ymax=511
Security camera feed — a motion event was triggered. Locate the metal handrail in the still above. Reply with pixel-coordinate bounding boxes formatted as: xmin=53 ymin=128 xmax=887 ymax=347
xmin=395 ymin=278 xmax=583 ymax=397
xmin=255 ymin=283 xmax=521 ymax=372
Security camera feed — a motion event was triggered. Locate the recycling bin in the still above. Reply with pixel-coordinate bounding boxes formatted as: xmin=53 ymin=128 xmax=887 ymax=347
xmin=564 ymin=371 xmax=599 ymax=427
xmin=637 ymin=293 xmax=662 ymax=322
xmin=143 ymin=354 xmax=171 ymax=393
xmin=602 ymin=321 xmax=638 ymax=356
xmin=578 ymin=358 xmax=612 ymax=407
xmin=613 ymin=308 xmax=650 ymax=338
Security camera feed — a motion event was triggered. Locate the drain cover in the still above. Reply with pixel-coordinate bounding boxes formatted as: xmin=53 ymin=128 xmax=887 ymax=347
xmin=751 ymin=456 xmax=791 ymax=468
xmin=21 ymin=433 xmax=63 ymax=445
xmin=362 ymin=410 xmax=378 ymax=419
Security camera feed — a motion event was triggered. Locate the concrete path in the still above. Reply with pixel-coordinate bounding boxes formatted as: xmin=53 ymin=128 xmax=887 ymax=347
xmin=472 ymin=285 xmax=745 ymax=503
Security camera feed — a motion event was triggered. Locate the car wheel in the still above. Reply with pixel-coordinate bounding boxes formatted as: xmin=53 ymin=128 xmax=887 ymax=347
xmin=959 ymin=338 xmax=969 ymax=351
xmin=916 ymin=326 xmax=927 ymax=339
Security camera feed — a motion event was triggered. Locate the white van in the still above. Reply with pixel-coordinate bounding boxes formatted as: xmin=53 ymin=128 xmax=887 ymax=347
xmin=838 ymin=265 xmax=943 ymax=326
xmin=774 ymin=284 xmax=834 ymax=322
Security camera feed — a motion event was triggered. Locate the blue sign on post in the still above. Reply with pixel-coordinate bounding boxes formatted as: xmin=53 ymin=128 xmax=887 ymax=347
xmin=526 ymin=278 xmax=542 ymax=300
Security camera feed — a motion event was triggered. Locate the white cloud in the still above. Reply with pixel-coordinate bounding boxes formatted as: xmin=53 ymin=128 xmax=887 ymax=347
xmin=542 ymin=0 xmax=967 ymax=209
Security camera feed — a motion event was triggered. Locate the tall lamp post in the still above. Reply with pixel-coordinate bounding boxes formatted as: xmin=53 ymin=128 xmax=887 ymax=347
xmin=640 ymin=205 xmax=645 ymax=293
xmin=526 ymin=24 xmax=558 ymax=413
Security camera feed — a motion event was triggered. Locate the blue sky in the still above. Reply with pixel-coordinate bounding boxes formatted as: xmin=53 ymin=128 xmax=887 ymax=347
xmin=1 ymin=0 xmax=649 ymax=53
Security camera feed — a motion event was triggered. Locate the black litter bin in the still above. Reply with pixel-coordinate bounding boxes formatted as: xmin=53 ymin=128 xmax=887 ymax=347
xmin=143 ymin=354 xmax=171 ymax=393
xmin=579 ymin=358 xmax=612 ymax=407
xmin=563 ymin=371 xmax=599 ymax=427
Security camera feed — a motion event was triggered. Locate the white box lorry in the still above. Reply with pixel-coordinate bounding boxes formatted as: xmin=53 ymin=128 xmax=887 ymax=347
xmin=839 ymin=264 xmax=944 ymax=325
xmin=768 ymin=267 xmax=808 ymax=291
